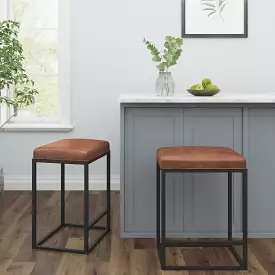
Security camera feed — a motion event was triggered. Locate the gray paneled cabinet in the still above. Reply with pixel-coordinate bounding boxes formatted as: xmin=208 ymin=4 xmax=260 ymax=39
xmin=183 ymin=108 xmax=243 ymax=234
xmin=121 ymin=104 xmax=275 ymax=238
xmin=124 ymin=108 xmax=184 ymax=233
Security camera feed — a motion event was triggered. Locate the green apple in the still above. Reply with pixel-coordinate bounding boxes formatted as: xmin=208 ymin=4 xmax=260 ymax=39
xmin=190 ymin=84 xmax=198 ymax=90
xmin=202 ymin=78 xmax=212 ymax=87
xmin=205 ymin=84 xmax=219 ymax=91
xmin=195 ymin=84 xmax=204 ymax=90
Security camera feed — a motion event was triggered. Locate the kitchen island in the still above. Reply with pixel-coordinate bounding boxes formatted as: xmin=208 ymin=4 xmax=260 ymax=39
xmin=120 ymin=94 xmax=275 ymax=238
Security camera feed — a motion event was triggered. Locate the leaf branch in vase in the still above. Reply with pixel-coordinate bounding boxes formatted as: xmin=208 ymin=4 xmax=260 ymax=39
xmin=200 ymin=0 xmax=229 ymax=21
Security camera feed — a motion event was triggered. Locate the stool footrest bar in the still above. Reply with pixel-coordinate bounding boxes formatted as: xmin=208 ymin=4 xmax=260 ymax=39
xmin=64 ymin=223 xmax=83 ymax=228
xmin=162 ymin=265 xmax=245 ymax=271
xmin=88 ymin=230 xmax=109 ymax=253
xmin=37 ymin=225 xmax=63 ymax=246
xmin=229 ymin=246 xmax=244 ymax=266
xmin=63 ymin=224 xmax=106 ymax=231
xmin=36 ymin=246 xmax=87 ymax=255
xmin=35 ymin=210 xmax=109 ymax=254
xmin=164 ymin=240 xmax=243 ymax=248
xmin=92 ymin=226 xmax=106 ymax=230
xmin=89 ymin=211 xmax=107 ymax=228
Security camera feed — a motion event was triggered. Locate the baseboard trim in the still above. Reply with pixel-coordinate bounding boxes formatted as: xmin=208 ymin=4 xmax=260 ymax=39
xmin=121 ymin=232 xmax=275 ymax=239
xmin=5 ymin=174 xmax=120 ymax=190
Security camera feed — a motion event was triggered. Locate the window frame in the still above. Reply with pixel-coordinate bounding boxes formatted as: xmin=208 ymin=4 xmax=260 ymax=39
xmin=0 ymin=0 xmax=73 ymax=132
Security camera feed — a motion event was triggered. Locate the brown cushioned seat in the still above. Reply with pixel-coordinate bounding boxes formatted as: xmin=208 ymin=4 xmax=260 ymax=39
xmin=157 ymin=146 xmax=246 ymax=170
xmin=33 ymin=139 xmax=110 ymax=162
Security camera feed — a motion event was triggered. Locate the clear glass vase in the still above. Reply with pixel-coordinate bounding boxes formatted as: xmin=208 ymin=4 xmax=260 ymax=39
xmin=155 ymin=72 xmax=175 ymax=96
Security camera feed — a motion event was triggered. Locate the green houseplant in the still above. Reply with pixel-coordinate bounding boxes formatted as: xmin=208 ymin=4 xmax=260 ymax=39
xmin=0 ymin=20 xmax=38 ymax=195
xmin=143 ymin=36 xmax=183 ymax=96
xmin=0 ymin=20 xmax=38 ymax=129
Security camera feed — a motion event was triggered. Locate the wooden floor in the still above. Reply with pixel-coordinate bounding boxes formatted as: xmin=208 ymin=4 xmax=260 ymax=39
xmin=0 ymin=191 xmax=274 ymax=275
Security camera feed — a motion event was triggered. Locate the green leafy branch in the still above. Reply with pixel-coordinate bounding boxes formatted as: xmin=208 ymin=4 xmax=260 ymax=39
xmin=0 ymin=20 xmax=38 ymax=107
xmin=0 ymin=20 xmax=38 ymax=128
xmin=143 ymin=36 xmax=183 ymax=72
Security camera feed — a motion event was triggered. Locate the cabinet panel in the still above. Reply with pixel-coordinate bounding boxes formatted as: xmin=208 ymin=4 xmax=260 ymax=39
xmin=183 ymin=108 xmax=243 ymax=233
xmin=244 ymin=108 xmax=275 ymax=233
xmin=124 ymin=108 xmax=183 ymax=233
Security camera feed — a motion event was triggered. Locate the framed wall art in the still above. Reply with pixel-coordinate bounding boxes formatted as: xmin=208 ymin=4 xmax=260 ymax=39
xmin=182 ymin=0 xmax=248 ymax=38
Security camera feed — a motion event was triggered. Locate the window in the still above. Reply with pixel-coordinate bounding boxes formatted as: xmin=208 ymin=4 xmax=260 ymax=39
xmin=0 ymin=0 xmax=72 ymax=131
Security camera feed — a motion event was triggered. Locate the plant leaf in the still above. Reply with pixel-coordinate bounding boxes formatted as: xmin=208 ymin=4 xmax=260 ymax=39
xmin=202 ymin=8 xmax=216 ymax=12
xmin=202 ymin=3 xmax=215 ymax=8
xmin=152 ymin=56 xmax=161 ymax=62
xmin=208 ymin=11 xmax=216 ymax=17
xmin=157 ymin=63 xmax=165 ymax=71
xmin=220 ymin=2 xmax=228 ymax=12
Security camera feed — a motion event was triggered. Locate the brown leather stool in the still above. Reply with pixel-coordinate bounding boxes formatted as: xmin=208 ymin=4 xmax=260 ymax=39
xmin=32 ymin=139 xmax=111 ymax=254
xmin=156 ymin=146 xmax=248 ymax=271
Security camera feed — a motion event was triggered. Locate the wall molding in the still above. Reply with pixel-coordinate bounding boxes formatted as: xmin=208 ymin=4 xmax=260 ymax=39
xmin=121 ymin=232 xmax=275 ymax=239
xmin=4 ymin=174 xmax=120 ymax=191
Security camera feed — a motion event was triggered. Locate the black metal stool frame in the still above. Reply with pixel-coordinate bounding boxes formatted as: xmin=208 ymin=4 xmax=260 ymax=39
xmin=32 ymin=151 xmax=111 ymax=255
xmin=156 ymin=163 xmax=248 ymax=271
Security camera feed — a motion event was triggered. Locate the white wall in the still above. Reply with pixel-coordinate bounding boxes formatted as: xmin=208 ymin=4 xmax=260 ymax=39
xmin=1 ymin=0 xmax=275 ymax=190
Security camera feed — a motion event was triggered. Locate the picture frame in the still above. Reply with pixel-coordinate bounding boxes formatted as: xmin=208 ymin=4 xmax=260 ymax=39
xmin=182 ymin=0 xmax=248 ymax=38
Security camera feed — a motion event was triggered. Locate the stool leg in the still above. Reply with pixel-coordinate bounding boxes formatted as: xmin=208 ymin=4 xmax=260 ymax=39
xmin=242 ymin=170 xmax=248 ymax=269
xmin=32 ymin=159 xmax=37 ymax=249
xmin=107 ymin=151 xmax=111 ymax=232
xmin=156 ymin=162 xmax=160 ymax=249
xmin=228 ymin=172 xmax=233 ymax=241
xmin=160 ymin=169 xmax=166 ymax=269
xmin=84 ymin=163 xmax=89 ymax=253
xmin=61 ymin=164 xmax=65 ymax=226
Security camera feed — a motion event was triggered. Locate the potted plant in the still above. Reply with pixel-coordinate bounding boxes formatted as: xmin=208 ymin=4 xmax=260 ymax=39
xmin=143 ymin=36 xmax=183 ymax=96
xmin=0 ymin=20 xmax=38 ymax=195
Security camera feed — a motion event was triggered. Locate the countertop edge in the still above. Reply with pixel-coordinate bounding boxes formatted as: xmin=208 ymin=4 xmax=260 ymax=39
xmin=120 ymin=94 xmax=275 ymax=104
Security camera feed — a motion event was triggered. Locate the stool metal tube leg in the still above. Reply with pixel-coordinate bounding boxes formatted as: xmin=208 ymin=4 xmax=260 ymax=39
xmin=160 ymin=169 xmax=166 ymax=269
xmin=84 ymin=163 xmax=89 ymax=253
xmin=32 ymin=159 xmax=37 ymax=249
xmin=156 ymin=162 xmax=160 ymax=249
xmin=228 ymin=172 xmax=233 ymax=241
xmin=61 ymin=163 xmax=65 ymax=226
xmin=107 ymin=151 xmax=111 ymax=231
xmin=242 ymin=170 xmax=248 ymax=269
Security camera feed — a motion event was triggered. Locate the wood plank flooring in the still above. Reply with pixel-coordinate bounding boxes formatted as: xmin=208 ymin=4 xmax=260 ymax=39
xmin=0 ymin=191 xmax=274 ymax=274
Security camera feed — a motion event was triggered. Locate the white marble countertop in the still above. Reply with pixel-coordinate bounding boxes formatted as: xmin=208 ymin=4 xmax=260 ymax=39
xmin=120 ymin=94 xmax=275 ymax=104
